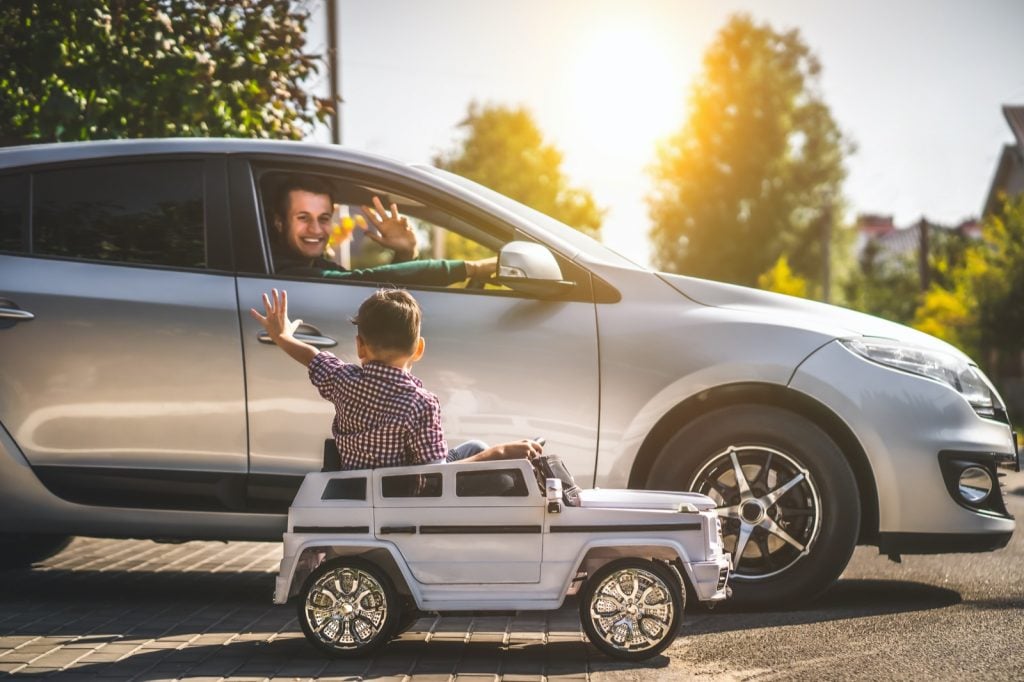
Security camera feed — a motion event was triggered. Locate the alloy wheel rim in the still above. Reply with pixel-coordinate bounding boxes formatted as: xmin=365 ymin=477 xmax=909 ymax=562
xmin=690 ymin=445 xmax=821 ymax=581
xmin=589 ymin=567 xmax=675 ymax=652
xmin=304 ymin=567 xmax=389 ymax=649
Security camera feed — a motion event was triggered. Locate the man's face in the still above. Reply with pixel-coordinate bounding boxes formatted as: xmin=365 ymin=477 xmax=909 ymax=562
xmin=278 ymin=189 xmax=333 ymax=259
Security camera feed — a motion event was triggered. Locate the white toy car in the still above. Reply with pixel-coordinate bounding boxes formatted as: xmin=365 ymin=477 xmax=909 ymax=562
xmin=273 ymin=455 xmax=730 ymax=661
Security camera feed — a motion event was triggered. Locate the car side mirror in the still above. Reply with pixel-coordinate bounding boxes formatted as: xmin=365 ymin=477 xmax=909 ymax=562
xmin=495 ymin=241 xmax=576 ymax=298
xmin=546 ymin=477 xmax=563 ymax=514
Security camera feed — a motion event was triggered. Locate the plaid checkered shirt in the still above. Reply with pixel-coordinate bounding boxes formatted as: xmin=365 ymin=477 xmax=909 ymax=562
xmin=308 ymin=351 xmax=448 ymax=470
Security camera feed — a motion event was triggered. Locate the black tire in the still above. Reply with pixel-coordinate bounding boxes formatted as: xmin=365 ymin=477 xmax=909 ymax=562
xmin=297 ymin=558 xmax=400 ymax=657
xmin=647 ymin=404 xmax=860 ymax=608
xmin=580 ymin=558 xmax=684 ymax=661
xmin=0 ymin=534 xmax=73 ymax=570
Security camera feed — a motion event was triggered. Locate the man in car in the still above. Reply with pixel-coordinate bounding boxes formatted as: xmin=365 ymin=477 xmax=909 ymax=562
xmin=271 ymin=175 xmax=496 ymax=286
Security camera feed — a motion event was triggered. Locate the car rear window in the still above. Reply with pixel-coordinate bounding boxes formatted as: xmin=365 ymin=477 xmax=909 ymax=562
xmin=32 ymin=161 xmax=205 ymax=268
xmin=0 ymin=174 xmax=28 ymax=253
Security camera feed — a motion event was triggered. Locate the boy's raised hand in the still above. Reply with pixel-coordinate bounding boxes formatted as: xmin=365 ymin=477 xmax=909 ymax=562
xmin=250 ymin=288 xmax=302 ymax=341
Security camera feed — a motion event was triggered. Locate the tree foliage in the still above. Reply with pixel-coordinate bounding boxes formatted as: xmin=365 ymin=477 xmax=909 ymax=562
xmin=434 ymin=102 xmax=603 ymax=240
xmin=648 ymin=14 xmax=850 ymax=293
xmin=0 ymin=0 xmax=334 ymax=143
xmin=841 ymin=241 xmax=922 ymax=324
xmin=757 ymin=255 xmax=808 ymax=298
xmin=913 ymin=195 xmax=1024 ymax=363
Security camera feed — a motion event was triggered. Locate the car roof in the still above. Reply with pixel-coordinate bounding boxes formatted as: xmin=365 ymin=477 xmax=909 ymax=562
xmin=0 ymin=137 xmax=417 ymax=175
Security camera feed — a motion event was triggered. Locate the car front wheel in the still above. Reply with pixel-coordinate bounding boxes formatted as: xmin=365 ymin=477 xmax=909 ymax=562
xmin=580 ymin=558 xmax=684 ymax=660
xmin=297 ymin=558 xmax=399 ymax=657
xmin=0 ymin=534 xmax=73 ymax=570
xmin=647 ymin=404 xmax=860 ymax=607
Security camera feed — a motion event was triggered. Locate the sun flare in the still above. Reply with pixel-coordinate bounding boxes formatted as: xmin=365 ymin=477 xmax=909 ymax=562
xmin=567 ymin=22 xmax=683 ymax=164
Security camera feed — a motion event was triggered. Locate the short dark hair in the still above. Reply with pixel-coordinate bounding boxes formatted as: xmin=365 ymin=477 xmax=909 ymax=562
xmin=352 ymin=289 xmax=421 ymax=355
xmin=275 ymin=174 xmax=334 ymax=222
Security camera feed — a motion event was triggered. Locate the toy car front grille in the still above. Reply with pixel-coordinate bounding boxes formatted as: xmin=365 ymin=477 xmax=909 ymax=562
xmin=717 ymin=566 xmax=729 ymax=591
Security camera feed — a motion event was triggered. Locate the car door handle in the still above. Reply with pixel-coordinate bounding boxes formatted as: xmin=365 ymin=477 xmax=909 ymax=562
xmin=257 ymin=328 xmax=337 ymax=348
xmin=379 ymin=525 xmax=417 ymax=535
xmin=0 ymin=306 xmax=34 ymax=321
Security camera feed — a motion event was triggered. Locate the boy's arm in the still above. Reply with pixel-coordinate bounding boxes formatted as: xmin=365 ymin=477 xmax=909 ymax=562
xmin=249 ymin=288 xmax=318 ymax=367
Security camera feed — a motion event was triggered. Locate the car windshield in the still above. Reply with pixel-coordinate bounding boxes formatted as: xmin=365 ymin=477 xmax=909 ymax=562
xmin=417 ymin=165 xmax=643 ymax=270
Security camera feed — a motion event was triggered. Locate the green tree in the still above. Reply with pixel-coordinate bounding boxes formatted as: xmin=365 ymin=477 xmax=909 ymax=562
xmin=434 ymin=102 xmax=604 ymax=242
xmin=0 ymin=0 xmax=334 ymax=143
xmin=648 ymin=14 xmax=851 ymax=294
xmin=841 ymin=241 xmax=922 ymax=324
xmin=914 ymin=195 xmax=1024 ymax=364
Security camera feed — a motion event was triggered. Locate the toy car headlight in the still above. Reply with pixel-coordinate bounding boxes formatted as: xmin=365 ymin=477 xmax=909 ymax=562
xmin=840 ymin=338 xmax=998 ymax=418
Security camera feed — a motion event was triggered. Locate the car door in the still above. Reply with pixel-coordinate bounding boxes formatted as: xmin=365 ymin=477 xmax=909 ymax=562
xmin=0 ymin=157 xmax=248 ymax=513
xmin=371 ymin=463 xmax=544 ymax=584
xmin=230 ymin=158 xmax=601 ymax=510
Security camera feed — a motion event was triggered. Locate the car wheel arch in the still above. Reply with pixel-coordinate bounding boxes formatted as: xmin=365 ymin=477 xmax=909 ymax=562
xmin=627 ymin=382 xmax=880 ymax=545
xmin=289 ymin=544 xmax=415 ymax=603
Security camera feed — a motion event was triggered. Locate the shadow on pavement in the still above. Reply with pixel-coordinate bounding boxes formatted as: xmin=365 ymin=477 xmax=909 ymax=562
xmin=686 ymin=578 xmax=962 ymax=635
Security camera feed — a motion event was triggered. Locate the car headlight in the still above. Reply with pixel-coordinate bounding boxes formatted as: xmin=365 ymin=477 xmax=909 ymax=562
xmin=840 ymin=338 xmax=998 ymax=418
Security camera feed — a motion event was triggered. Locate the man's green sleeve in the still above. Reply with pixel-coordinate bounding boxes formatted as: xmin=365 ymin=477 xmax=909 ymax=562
xmin=319 ymin=259 xmax=468 ymax=286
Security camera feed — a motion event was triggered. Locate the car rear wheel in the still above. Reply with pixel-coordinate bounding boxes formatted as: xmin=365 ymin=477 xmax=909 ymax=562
xmin=580 ymin=558 xmax=684 ymax=661
xmin=297 ymin=558 xmax=399 ymax=657
xmin=647 ymin=404 xmax=860 ymax=607
xmin=0 ymin=534 xmax=73 ymax=570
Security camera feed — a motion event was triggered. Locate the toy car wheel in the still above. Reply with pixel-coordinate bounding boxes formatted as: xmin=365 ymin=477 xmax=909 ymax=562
xmin=297 ymin=558 xmax=399 ymax=657
xmin=580 ymin=558 xmax=684 ymax=661
xmin=648 ymin=404 xmax=860 ymax=607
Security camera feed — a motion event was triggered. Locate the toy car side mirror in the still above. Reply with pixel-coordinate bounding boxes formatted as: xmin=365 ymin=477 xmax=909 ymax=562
xmin=546 ymin=477 xmax=562 ymax=514
xmin=495 ymin=241 xmax=576 ymax=298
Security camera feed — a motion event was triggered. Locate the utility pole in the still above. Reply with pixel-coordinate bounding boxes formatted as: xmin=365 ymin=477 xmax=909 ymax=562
xmin=917 ymin=217 xmax=930 ymax=292
xmin=326 ymin=0 xmax=342 ymax=145
xmin=820 ymin=195 xmax=832 ymax=303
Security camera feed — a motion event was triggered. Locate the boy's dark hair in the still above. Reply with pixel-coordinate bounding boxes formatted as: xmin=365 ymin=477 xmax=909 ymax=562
xmin=274 ymin=174 xmax=335 ymax=222
xmin=352 ymin=289 xmax=421 ymax=355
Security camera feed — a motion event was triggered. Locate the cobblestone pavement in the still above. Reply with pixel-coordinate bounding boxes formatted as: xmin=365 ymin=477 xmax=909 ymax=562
xmin=0 ymin=538 xmax=664 ymax=681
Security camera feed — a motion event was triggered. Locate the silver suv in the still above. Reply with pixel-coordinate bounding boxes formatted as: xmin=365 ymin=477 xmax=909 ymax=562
xmin=0 ymin=139 xmax=1017 ymax=607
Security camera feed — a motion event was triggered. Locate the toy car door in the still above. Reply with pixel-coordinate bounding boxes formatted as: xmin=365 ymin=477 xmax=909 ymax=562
xmin=372 ymin=463 xmax=543 ymax=584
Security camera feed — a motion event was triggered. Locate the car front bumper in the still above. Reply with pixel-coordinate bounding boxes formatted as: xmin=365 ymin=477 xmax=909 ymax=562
xmin=790 ymin=340 xmax=1016 ymax=542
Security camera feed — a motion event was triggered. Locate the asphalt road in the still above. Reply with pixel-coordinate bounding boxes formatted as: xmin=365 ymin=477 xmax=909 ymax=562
xmin=1 ymin=470 xmax=1021 ymax=680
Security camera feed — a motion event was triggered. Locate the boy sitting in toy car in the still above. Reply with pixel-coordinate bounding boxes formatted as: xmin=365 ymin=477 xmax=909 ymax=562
xmin=251 ymin=287 xmax=542 ymax=468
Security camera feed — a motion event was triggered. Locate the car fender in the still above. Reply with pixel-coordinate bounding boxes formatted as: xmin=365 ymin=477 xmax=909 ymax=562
xmin=278 ymin=536 xmax=426 ymax=607
xmin=562 ymin=537 xmax=691 ymax=596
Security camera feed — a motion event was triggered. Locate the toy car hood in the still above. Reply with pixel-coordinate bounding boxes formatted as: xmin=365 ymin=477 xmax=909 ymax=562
xmin=577 ymin=487 xmax=717 ymax=512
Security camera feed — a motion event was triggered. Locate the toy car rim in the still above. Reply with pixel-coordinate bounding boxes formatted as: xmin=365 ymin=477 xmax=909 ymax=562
xmin=303 ymin=566 xmax=390 ymax=650
xmin=690 ymin=445 xmax=821 ymax=581
xmin=588 ymin=566 xmax=676 ymax=653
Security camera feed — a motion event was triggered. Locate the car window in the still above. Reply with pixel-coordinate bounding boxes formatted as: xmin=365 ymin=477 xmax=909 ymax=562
xmin=455 ymin=468 xmax=529 ymax=497
xmin=381 ymin=472 xmax=442 ymax=498
xmin=0 ymin=173 xmax=28 ymax=253
xmin=321 ymin=477 xmax=367 ymax=501
xmin=257 ymin=169 xmax=511 ymax=291
xmin=32 ymin=161 xmax=205 ymax=268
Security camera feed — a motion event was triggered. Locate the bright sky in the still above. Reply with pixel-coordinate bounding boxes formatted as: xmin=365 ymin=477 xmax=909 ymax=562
xmin=310 ymin=0 xmax=1024 ymax=267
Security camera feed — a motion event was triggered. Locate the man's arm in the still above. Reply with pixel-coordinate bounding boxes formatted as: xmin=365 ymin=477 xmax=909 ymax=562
xmin=249 ymin=288 xmax=318 ymax=367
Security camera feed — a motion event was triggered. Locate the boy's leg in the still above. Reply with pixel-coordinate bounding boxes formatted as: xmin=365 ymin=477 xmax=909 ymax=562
xmin=446 ymin=440 xmax=488 ymax=462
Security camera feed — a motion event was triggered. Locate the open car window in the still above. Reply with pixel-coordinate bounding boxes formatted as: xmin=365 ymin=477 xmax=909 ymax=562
xmin=258 ymin=169 xmax=510 ymax=289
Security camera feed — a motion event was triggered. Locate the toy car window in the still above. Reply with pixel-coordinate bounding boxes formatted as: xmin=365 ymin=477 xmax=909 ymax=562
xmin=32 ymin=161 xmax=205 ymax=268
xmin=321 ymin=477 xmax=367 ymax=501
xmin=0 ymin=174 xmax=28 ymax=253
xmin=381 ymin=473 xmax=442 ymax=498
xmin=455 ymin=468 xmax=529 ymax=497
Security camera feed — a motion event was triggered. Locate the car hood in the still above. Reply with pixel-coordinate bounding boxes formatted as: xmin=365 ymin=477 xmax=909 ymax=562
xmin=658 ymin=272 xmax=966 ymax=357
xmin=577 ymin=488 xmax=717 ymax=512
